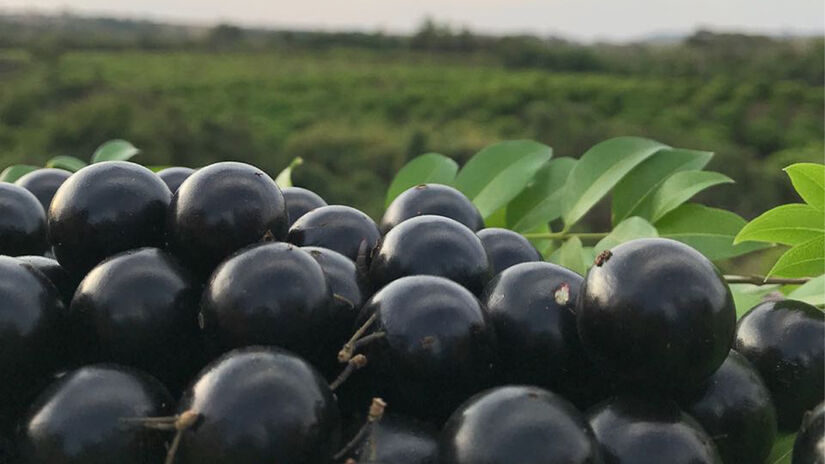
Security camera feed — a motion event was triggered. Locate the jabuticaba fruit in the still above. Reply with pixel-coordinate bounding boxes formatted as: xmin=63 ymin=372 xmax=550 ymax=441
xmin=14 ymin=168 xmax=71 ymax=213
xmin=0 ymin=182 xmax=48 ymax=257
xmin=49 ymin=161 xmax=171 ymax=278
xmin=287 ymin=205 xmax=380 ymax=261
xmin=156 ymin=166 xmax=194 ymax=193
xmin=380 ymin=183 xmax=483 ymax=233
xmin=793 ymin=401 xmax=825 ymax=464
xmin=576 ymin=238 xmax=735 ymax=391
xmin=477 ymin=227 xmax=542 ymax=276
xmin=283 ymin=186 xmax=327 ymax=227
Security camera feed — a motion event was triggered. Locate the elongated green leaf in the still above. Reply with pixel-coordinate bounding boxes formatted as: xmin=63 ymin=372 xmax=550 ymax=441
xmin=563 ymin=137 xmax=667 ymax=227
xmin=656 ymin=203 xmax=768 ymax=260
xmin=507 ymin=157 xmax=576 ymax=232
xmin=275 ymin=157 xmax=303 ymax=188
xmin=553 ymin=236 xmax=587 ymax=275
xmin=735 ymin=204 xmax=824 ymax=246
xmin=649 ymin=170 xmax=733 ymax=222
xmin=612 ymin=148 xmax=713 ymax=225
xmin=484 ymin=206 xmax=508 ymax=228
xmin=522 ymin=224 xmax=556 ymax=258
xmin=768 ymin=235 xmax=825 ymax=278
xmin=787 ymin=274 xmax=825 ymax=306
xmin=45 ymin=155 xmax=87 ymax=172
xmin=385 ymin=153 xmax=458 ymax=207
xmin=730 ymin=283 xmax=781 ymax=319
xmin=146 ymin=165 xmax=172 ymax=173
xmin=0 ymin=165 xmax=39 ymax=183
xmin=594 ymin=217 xmax=658 ymax=253
xmin=455 ymin=140 xmax=552 ymax=218
xmin=766 ymin=433 xmax=796 ymax=464
xmin=785 ymin=163 xmax=824 ymax=212
xmin=91 ymin=139 xmax=140 ymax=163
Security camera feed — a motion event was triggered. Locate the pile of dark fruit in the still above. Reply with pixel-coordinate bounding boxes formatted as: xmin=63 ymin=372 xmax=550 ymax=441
xmin=0 ymin=160 xmax=822 ymax=464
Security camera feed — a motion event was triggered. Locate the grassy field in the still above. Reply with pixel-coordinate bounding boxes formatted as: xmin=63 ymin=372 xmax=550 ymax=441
xmin=0 ymin=45 xmax=822 ymax=221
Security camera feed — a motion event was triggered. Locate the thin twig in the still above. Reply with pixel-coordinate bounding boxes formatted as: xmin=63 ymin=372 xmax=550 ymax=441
xmin=330 ymin=354 xmax=368 ymax=391
xmin=724 ymin=275 xmax=813 ymax=285
xmin=338 ymin=312 xmax=378 ymax=363
xmin=333 ymin=398 xmax=386 ymax=461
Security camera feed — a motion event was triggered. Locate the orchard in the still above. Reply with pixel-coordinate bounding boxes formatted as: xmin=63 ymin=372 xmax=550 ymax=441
xmin=0 ymin=137 xmax=822 ymax=464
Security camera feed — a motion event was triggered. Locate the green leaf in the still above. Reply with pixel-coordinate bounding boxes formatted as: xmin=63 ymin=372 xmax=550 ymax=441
xmin=768 ymin=235 xmax=825 ymax=278
xmin=524 ymin=224 xmax=556 ymax=258
xmin=507 ymin=157 xmax=577 ymax=232
xmin=0 ymin=165 xmax=39 ymax=183
xmin=554 ymin=236 xmax=588 ymax=276
xmin=785 ymin=163 xmax=824 ymax=212
xmin=735 ymin=204 xmax=824 ymax=246
xmin=90 ymin=139 xmax=140 ymax=163
xmin=275 ymin=157 xmax=303 ymax=188
xmin=656 ymin=203 xmax=768 ymax=260
xmin=766 ymin=433 xmax=796 ymax=464
xmin=484 ymin=206 xmax=508 ymax=228
xmin=146 ymin=165 xmax=172 ymax=173
xmin=730 ymin=283 xmax=781 ymax=319
xmin=649 ymin=170 xmax=733 ymax=222
xmin=455 ymin=140 xmax=552 ymax=218
xmin=594 ymin=217 xmax=658 ymax=254
xmin=385 ymin=153 xmax=458 ymax=207
xmin=45 ymin=155 xmax=87 ymax=172
xmin=612 ymin=148 xmax=713 ymax=225
xmin=787 ymin=274 xmax=825 ymax=306
xmin=563 ymin=136 xmax=667 ymax=227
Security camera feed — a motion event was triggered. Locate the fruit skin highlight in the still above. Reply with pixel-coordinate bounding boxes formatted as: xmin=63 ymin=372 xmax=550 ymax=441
xmin=678 ymin=350 xmax=777 ymax=464
xmin=576 ymin=238 xmax=736 ymax=391
xmin=735 ymin=299 xmax=825 ymax=430
xmin=283 ymin=186 xmax=327 ymax=226
xmin=288 ymin=205 xmax=380 ymax=261
xmin=0 ymin=183 xmax=48 ymax=257
xmin=172 ymin=346 xmax=341 ymax=464
xmin=440 ymin=385 xmax=601 ymax=464
xmin=793 ymin=401 xmax=825 ymax=464
xmin=49 ymin=161 xmax=171 ymax=278
xmin=15 ymin=168 xmax=72 ymax=213
xmin=380 ymin=183 xmax=483 ymax=233
xmin=477 ymin=227 xmax=542 ymax=276
xmin=167 ymin=161 xmax=288 ymax=277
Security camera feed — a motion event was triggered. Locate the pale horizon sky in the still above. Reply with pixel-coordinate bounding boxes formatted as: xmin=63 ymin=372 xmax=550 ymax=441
xmin=1 ymin=0 xmax=823 ymax=42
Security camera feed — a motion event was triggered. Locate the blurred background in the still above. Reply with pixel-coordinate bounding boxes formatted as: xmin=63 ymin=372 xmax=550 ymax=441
xmin=0 ymin=0 xmax=822 ymax=222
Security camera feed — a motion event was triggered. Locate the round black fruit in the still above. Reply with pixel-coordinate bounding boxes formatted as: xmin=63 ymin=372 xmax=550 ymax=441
xmin=70 ymin=248 xmax=201 ymax=391
xmin=157 ymin=166 xmax=194 ymax=193
xmin=477 ymin=227 xmax=542 ymax=276
xmin=15 ymin=167 xmax=71 ymax=212
xmin=288 ymin=205 xmax=380 ymax=261
xmin=735 ymin=299 xmax=824 ymax=430
xmin=588 ymin=396 xmax=722 ymax=464
xmin=0 ymin=182 xmax=47 ymax=256
xmin=0 ymin=256 xmax=64 ymax=430
xmin=49 ymin=161 xmax=171 ymax=277
xmin=200 ymin=243 xmax=334 ymax=363
xmin=17 ymin=255 xmax=77 ymax=307
xmin=349 ymin=413 xmax=438 ymax=464
xmin=369 ymin=215 xmax=490 ymax=295
xmin=19 ymin=364 xmax=173 ymax=464
xmin=679 ymin=350 xmax=777 ymax=464
xmin=283 ymin=186 xmax=327 ymax=226
xmin=577 ymin=238 xmax=735 ymax=391
xmin=172 ymin=346 xmax=341 ymax=464
xmin=380 ymin=184 xmax=483 ymax=233
xmin=440 ymin=385 xmax=600 ymax=464
xmin=167 ymin=161 xmax=288 ymax=277
xmin=793 ymin=401 xmax=825 ymax=464
xmin=353 ymin=275 xmax=497 ymax=421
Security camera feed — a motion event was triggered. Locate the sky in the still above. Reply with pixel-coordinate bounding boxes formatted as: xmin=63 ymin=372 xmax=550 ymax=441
xmin=1 ymin=0 xmax=823 ymax=42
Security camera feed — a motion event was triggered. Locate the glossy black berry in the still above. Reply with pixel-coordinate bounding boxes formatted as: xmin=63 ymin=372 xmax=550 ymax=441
xmin=679 ymin=350 xmax=777 ymax=464
xmin=157 ymin=166 xmax=194 ymax=193
xmin=577 ymin=238 xmax=735 ymax=391
xmin=167 ymin=161 xmax=288 ymax=277
xmin=17 ymin=255 xmax=77 ymax=307
xmin=0 ymin=255 xmax=64 ymax=429
xmin=735 ymin=299 xmax=824 ymax=430
xmin=70 ymin=248 xmax=201 ymax=391
xmin=369 ymin=215 xmax=490 ymax=295
xmin=355 ymin=275 xmax=497 ymax=421
xmin=288 ymin=205 xmax=380 ymax=261
xmin=49 ymin=161 xmax=172 ymax=278
xmin=200 ymin=243 xmax=334 ymax=363
xmin=284 ymin=186 xmax=327 ymax=226
xmin=440 ymin=385 xmax=600 ymax=464
xmin=380 ymin=184 xmax=483 ymax=233
xmin=173 ymin=346 xmax=341 ymax=464
xmin=15 ymin=168 xmax=71 ymax=213
xmin=350 ymin=414 xmax=438 ymax=464
xmin=588 ymin=396 xmax=722 ymax=464
xmin=0 ymin=182 xmax=47 ymax=256
xmin=477 ymin=227 xmax=542 ymax=275
xmin=19 ymin=364 xmax=173 ymax=464
xmin=793 ymin=401 xmax=825 ymax=464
